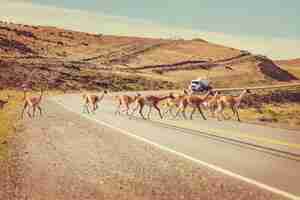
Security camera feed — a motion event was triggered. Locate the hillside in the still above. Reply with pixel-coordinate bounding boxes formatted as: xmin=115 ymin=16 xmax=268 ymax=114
xmin=275 ymin=58 xmax=300 ymax=80
xmin=276 ymin=58 xmax=300 ymax=67
xmin=0 ymin=21 xmax=298 ymax=91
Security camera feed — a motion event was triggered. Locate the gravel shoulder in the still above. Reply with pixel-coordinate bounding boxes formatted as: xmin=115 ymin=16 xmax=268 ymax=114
xmin=0 ymin=100 xmax=286 ymax=200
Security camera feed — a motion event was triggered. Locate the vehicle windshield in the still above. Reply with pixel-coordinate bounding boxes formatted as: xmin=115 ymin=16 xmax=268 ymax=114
xmin=191 ymin=81 xmax=201 ymax=84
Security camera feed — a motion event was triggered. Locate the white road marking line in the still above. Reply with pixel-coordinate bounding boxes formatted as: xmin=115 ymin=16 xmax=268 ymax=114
xmin=53 ymin=98 xmax=300 ymax=200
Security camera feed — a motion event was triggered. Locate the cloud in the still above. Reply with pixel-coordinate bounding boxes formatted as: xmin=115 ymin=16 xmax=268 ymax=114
xmin=0 ymin=1 xmax=299 ymax=59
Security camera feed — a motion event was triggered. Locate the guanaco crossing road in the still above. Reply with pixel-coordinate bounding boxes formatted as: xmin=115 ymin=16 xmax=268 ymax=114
xmin=52 ymin=92 xmax=300 ymax=199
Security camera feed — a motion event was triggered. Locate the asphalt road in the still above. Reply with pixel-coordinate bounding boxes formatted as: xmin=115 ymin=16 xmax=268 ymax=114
xmin=53 ymin=93 xmax=300 ymax=199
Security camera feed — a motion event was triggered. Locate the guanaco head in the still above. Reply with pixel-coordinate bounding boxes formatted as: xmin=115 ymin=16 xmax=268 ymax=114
xmin=183 ymin=89 xmax=189 ymax=95
xmin=134 ymin=93 xmax=141 ymax=99
xmin=168 ymin=92 xmax=175 ymax=99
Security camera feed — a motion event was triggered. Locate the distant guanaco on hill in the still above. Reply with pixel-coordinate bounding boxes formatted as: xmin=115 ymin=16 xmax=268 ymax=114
xmin=0 ymin=21 xmax=298 ymax=91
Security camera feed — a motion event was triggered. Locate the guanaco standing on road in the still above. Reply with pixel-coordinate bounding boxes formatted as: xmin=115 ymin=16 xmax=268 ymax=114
xmin=202 ymin=91 xmax=220 ymax=118
xmin=82 ymin=90 xmax=108 ymax=114
xmin=0 ymin=94 xmax=10 ymax=110
xmin=175 ymin=90 xmax=212 ymax=120
xmin=162 ymin=93 xmax=186 ymax=118
xmin=216 ymin=89 xmax=251 ymax=121
xmin=131 ymin=93 xmax=175 ymax=120
xmin=114 ymin=94 xmax=141 ymax=115
xmin=21 ymin=88 xmax=44 ymax=119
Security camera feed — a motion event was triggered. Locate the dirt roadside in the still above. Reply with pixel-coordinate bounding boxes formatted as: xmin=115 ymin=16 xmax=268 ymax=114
xmin=0 ymin=100 xmax=285 ymax=200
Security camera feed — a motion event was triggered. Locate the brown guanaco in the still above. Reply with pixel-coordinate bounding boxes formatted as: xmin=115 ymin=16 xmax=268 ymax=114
xmin=21 ymin=88 xmax=44 ymax=119
xmin=175 ymin=90 xmax=213 ymax=120
xmin=216 ymin=89 xmax=251 ymax=121
xmin=162 ymin=93 xmax=186 ymax=118
xmin=115 ymin=94 xmax=140 ymax=115
xmin=131 ymin=93 xmax=175 ymax=119
xmin=202 ymin=91 xmax=220 ymax=118
xmin=82 ymin=90 xmax=108 ymax=114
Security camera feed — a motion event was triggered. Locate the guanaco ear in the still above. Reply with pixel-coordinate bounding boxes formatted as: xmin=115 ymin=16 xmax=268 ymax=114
xmin=103 ymin=90 xmax=108 ymax=94
xmin=183 ymin=89 xmax=189 ymax=95
xmin=136 ymin=93 xmax=141 ymax=97
xmin=246 ymin=89 xmax=251 ymax=93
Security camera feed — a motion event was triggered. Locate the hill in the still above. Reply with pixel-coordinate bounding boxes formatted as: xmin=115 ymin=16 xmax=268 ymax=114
xmin=0 ymin=21 xmax=297 ymax=91
xmin=276 ymin=58 xmax=300 ymax=67
xmin=275 ymin=58 xmax=300 ymax=80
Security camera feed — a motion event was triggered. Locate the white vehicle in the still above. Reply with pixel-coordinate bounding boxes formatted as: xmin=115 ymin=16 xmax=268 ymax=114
xmin=189 ymin=78 xmax=212 ymax=92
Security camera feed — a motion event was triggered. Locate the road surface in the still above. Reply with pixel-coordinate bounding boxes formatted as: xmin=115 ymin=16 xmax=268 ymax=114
xmin=2 ymin=92 xmax=299 ymax=200
xmin=54 ymin=93 xmax=300 ymax=199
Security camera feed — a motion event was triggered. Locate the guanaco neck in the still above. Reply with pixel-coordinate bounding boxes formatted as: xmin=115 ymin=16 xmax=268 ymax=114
xmin=99 ymin=92 xmax=105 ymax=101
xmin=38 ymin=89 xmax=44 ymax=102
xmin=202 ymin=91 xmax=212 ymax=101
xmin=211 ymin=92 xmax=219 ymax=101
xmin=23 ymin=90 xmax=27 ymax=100
xmin=236 ymin=90 xmax=247 ymax=106
xmin=132 ymin=95 xmax=139 ymax=102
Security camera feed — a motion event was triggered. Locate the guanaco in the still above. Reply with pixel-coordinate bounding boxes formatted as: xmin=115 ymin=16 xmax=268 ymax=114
xmin=175 ymin=90 xmax=213 ymax=120
xmin=115 ymin=94 xmax=140 ymax=115
xmin=131 ymin=93 xmax=175 ymax=119
xmin=202 ymin=91 xmax=220 ymax=118
xmin=0 ymin=94 xmax=10 ymax=109
xmin=82 ymin=90 xmax=108 ymax=114
xmin=21 ymin=88 xmax=44 ymax=119
xmin=216 ymin=89 xmax=251 ymax=121
xmin=162 ymin=93 xmax=186 ymax=118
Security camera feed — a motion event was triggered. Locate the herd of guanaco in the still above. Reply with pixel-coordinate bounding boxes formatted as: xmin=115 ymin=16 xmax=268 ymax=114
xmin=0 ymin=86 xmax=250 ymax=122
xmin=112 ymin=88 xmax=251 ymax=122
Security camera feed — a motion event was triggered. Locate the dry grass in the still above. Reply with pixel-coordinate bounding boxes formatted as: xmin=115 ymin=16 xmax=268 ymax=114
xmin=0 ymin=90 xmax=64 ymax=160
xmin=0 ymin=90 xmax=24 ymax=160
xmin=149 ymin=61 xmax=275 ymax=88
xmin=229 ymin=103 xmax=300 ymax=130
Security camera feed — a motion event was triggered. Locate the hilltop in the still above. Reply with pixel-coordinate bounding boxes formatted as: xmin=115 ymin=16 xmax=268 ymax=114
xmin=0 ymin=21 xmax=297 ymax=91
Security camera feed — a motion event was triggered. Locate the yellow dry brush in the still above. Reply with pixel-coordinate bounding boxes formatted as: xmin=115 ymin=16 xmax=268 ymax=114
xmin=0 ymin=90 xmax=24 ymax=159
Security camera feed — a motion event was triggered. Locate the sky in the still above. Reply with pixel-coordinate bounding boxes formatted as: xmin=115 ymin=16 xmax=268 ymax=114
xmin=0 ymin=0 xmax=299 ymax=59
